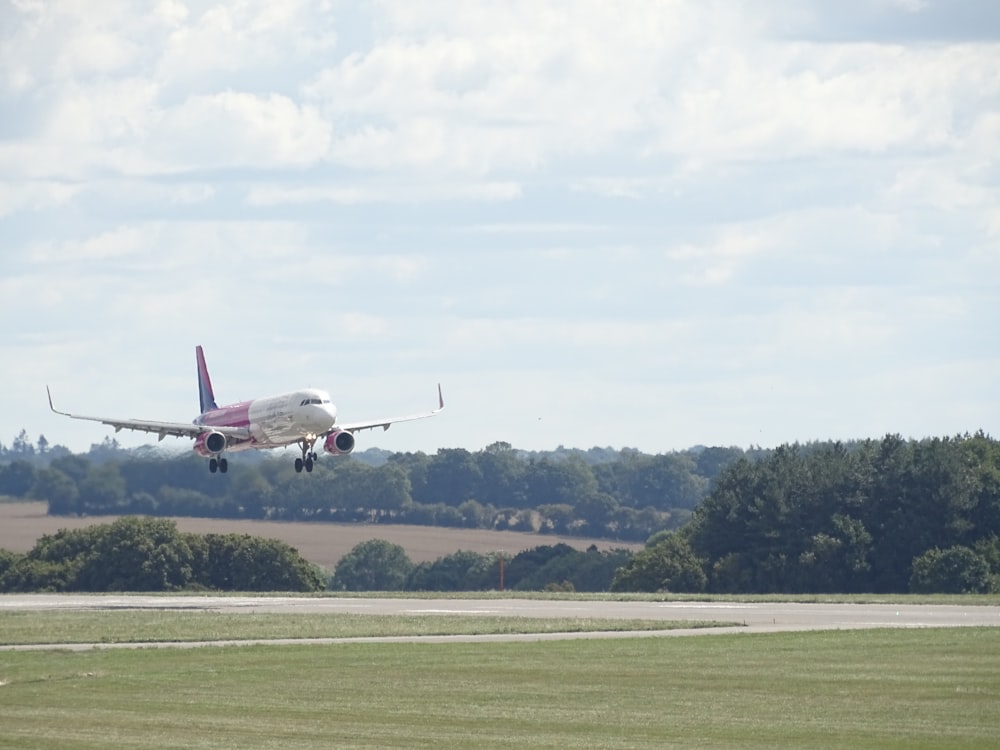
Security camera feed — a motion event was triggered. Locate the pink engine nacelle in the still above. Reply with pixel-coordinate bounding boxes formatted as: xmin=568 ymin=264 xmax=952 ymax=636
xmin=323 ymin=429 xmax=356 ymax=456
xmin=194 ymin=431 xmax=227 ymax=457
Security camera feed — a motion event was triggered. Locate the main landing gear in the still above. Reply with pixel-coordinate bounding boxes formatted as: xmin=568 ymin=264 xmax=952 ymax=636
xmin=209 ymin=457 xmax=228 ymax=474
xmin=295 ymin=436 xmax=320 ymax=473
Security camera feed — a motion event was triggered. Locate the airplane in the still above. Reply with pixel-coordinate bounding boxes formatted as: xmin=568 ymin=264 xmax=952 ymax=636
xmin=47 ymin=346 xmax=444 ymax=474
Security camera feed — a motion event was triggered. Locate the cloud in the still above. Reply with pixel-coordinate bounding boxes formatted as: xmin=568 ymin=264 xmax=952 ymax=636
xmin=155 ymin=92 xmax=332 ymax=169
xmin=1 ymin=1 xmax=997 ymax=454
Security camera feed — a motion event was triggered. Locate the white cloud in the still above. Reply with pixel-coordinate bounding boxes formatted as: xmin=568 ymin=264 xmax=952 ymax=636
xmin=247 ymin=180 xmax=521 ymax=206
xmin=667 ymin=230 xmax=770 ymax=287
xmin=1 ymin=1 xmax=997 ymax=454
xmin=0 ymin=180 xmax=80 ymax=217
xmin=155 ymin=92 xmax=331 ymax=169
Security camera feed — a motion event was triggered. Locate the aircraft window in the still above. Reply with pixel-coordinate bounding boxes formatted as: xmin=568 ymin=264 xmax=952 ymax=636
xmin=301 ymin=398 xmax=323 ymax=406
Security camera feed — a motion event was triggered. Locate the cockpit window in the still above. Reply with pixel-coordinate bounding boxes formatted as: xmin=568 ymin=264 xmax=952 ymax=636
xmin=300 ymin=398 xmax=325 ymax=406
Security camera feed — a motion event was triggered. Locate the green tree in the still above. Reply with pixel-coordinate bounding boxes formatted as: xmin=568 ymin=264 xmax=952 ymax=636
xmin=225 ymin=470 xmax=274 ymax=519
xmin=0 ymin=549 xmax=22 ymax=579
xmin=76 ymin=517 xmax=198 ymax=591
xmin=513 ymin=546 xmax=632 ymax=592
xmin=423 ymin=448 xmax=483 ymax=506
xmin=331 ymin=539 xmax=413 ymax=591
xmin=0 ymin=460 xmax=36 ymax=497
xmin=476 ymin=441 xmax=528 ymax=507
xmin=368 ymin=463 xmax=413 ymax=517
xmin=407 ymin=550 xmax=498 ymax=591
xmin=32 ymin=468 xmax=80 ymax=516
xmin=78 ymin=463 xmax=127 ymax=514
xmin=611 ymin=533 xmax=707 ymax=593
xmin=525 ymin=456 xmax=598 ymax=507
xmin=909 ymin=546 xmax=992 ymax=594
xmin=2 ymin=518 xmax=325 ymax=593
xmin=625 ymin=453 xmax=707 ymax=511
xmin=197 ymin=533 xmax=324 ymax=592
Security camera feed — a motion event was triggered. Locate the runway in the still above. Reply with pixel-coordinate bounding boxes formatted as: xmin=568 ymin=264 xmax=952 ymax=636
xmin=2 ymin=594 xmax=998 ymax=651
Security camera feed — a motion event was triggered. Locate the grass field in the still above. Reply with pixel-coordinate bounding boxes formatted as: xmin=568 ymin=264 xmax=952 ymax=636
xmin=1 ymin=627 xmax=998 ymax=749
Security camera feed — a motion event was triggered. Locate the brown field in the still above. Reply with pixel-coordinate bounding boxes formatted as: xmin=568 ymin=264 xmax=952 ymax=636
xmin=0 ymin=502 xmax=640 ymax=570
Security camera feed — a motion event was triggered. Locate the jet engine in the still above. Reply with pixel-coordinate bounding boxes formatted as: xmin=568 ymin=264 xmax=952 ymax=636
xmin=194 ymin=430 xmax=227 ymax=457
xmin=323 ymin=429 xmax=355 ymax=455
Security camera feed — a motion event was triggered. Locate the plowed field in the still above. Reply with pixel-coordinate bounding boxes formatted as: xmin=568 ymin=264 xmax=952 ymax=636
xmin=0 ymin=502 xmax=639 ymax=569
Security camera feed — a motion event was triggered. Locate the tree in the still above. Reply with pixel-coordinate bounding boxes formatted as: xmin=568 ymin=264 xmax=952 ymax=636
xmin=198 ymin=533 xmax=324 ymax=591
xmin=575 ymin=492 xmax=620 ymax=536
xmin=0 ymin=549 xmax=22 ymax=579
xmin=611 ymin=533 xmax=707 ymax=593
xmin=76 ymin=517 xmax=198 ymax=591
xmin=477 ymin=441 xmax=528 ymax=507
xmin=77 ymin=463 xmax=127 ymax=514
xmin=422 ymin=448 xmax=483 ymax=506
xmin=1 ymin=518 xmax=325 ymax=593
xmin=11 ymin=429 xmax=34 ymax=456
xmin=32 ymin=468 xmax=80 ymax=516
xmin=625 ymin=453 xmax=707 ymax=510
xmin=511 ymin=545 xmax=632 ymax=592
xmin=525 ymin=456 xmax=598 ymax=507
xmin=406 ymin=550 xmax=498 ymax=591
xmin=909 ymin=546 xmax=992 ymax=594
xmin=331 ymin=539 xmax=413 ymax=591
xmin=0 ymin=460 xmax=37 ymax=497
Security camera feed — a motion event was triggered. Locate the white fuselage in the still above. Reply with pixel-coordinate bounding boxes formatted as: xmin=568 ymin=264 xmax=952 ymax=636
xmin=196 ymin=388 xmax=338 ymax=450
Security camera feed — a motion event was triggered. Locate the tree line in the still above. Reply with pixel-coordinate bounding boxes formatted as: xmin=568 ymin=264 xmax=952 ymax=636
xmin=612 ymin=433 xmax=1000 ymax=594
xmin=0 ymin=516 xmax=627 ymax=594
xmin=329 ymin=539 xmax=631 ymax=593
xmin=2 ymin=439 xmax=746 ymax=542
xmin=4 ymin=432 xmax=999 ymax=594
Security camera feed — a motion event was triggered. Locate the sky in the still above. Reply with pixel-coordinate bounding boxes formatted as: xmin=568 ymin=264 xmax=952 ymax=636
xmin=1 ymin=0 xmax=998 ymax=458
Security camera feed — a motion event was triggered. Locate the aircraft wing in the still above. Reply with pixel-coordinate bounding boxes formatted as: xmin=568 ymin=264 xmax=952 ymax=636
xmin=335 ymin=384 xmax=445 ymax=433
xmin=46 ymin=387 xmax=251 ymax=442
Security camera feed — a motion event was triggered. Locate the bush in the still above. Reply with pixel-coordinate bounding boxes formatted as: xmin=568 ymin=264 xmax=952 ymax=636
xmin=909 ymin=546 xmax=992 ymax=594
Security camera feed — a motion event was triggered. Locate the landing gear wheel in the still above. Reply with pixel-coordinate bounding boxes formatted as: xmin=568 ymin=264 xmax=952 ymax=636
xmin=295 ymin=437 xmax=320 ymax=474
xmin=209 ymin=458 xmax=218 ymax=474
xmin=219 ymin=458 xmax=228 ymax=474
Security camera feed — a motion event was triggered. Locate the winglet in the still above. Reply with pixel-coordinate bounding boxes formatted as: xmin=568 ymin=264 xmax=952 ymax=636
xmin=436 ymin=383 xmax=444 ymax=412
xmin=46 ymin=385 xmax=68 ymax=417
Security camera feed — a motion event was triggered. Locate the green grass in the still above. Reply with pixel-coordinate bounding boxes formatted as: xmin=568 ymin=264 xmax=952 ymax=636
xmin=0 ymin=611 xmax=725 ymax=645
xmin=40 ymin=589 xmax=997 ymax=605
xmin=1 ymin=628 xmax=997 ymax=749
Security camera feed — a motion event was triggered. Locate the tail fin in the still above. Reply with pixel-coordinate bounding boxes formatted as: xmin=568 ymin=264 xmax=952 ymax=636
xmin=196 ymin=346 xmax=219 ymax=414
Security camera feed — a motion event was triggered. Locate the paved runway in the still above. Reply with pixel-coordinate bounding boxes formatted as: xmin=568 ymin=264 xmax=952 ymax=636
xmin=2 ymin=594 xmax=998 ymax=650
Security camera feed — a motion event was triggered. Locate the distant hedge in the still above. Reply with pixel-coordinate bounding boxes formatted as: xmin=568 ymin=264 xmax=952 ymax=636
xmin=0 ymin=516 xmax=325 ymax=592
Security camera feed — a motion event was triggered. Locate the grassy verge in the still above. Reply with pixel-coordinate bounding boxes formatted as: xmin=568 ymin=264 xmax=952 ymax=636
xmin=0 ymin=628 xmax=997 ymax=749
xmin=23 ymin=589 xmax=997 ymax=604
xmin=317 ymin=590 xmax=1000 ymax=605
xmin=0 ymin=611 xmax=729 ymax=645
